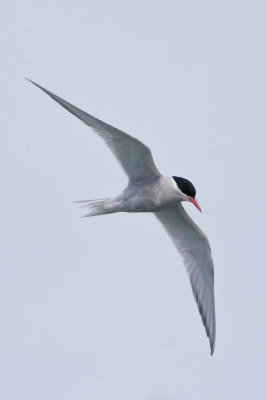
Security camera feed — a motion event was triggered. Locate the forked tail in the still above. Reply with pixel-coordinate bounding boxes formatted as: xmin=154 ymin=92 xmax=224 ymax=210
xmin=74 ymin=198 xmax=112 ymax=217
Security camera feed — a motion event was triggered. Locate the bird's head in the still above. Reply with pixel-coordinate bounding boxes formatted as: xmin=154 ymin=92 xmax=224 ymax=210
xmin=172 ymin=176 xmax=202 ymax=212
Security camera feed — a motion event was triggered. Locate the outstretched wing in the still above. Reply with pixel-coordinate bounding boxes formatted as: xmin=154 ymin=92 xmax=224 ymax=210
xmin=155 ymin=204 xmax=216 ymax=355
xmin=27 ymin=79 xmax=161 ymax=183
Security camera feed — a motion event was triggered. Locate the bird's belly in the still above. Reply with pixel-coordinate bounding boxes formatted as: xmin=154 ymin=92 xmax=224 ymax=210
xmin=124 ymin=196 xmax=162 ymax=212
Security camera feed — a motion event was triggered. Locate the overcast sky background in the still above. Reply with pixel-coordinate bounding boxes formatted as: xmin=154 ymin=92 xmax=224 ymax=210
xmin=1 ymin=1 xmax=267 ymax=399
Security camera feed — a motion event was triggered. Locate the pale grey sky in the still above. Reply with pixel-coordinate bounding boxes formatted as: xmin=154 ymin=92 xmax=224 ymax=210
xmin=1 ymin=1 xmax=267 ymax=399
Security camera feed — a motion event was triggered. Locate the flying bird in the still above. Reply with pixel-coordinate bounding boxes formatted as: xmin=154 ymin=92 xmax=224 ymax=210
xmin=27 ymin=79 xmax=216 ymax=355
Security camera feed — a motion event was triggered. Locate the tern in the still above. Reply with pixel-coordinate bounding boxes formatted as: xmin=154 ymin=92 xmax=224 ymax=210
xmin=27 ymin=79 xmax=216 ymax=355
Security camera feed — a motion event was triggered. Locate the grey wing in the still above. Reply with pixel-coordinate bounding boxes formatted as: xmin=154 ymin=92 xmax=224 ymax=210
xmin=27 ymin=79 xmax=161 ymax=183
xmin=155 ymin=204 xmax=216 ymax=355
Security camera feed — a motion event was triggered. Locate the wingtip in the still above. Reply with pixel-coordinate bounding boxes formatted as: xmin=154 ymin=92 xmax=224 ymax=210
xmin=25 ymin=78 xmax=59 ymax=103
xmin=25 ymin=77 xmax=43 ymax=89
xmin=24 ymin=77 xmax=35 ymax=84
xmin=210 ymin=340 xmax=215 ymax=356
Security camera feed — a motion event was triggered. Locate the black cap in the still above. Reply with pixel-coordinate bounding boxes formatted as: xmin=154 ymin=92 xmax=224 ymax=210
xmin=172 ymin=176 xmax=196 ymax=198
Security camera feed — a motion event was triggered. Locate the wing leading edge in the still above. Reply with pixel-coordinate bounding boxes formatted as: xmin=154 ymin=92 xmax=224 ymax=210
xmin=26 ymin=79 xmax=161 ymax=183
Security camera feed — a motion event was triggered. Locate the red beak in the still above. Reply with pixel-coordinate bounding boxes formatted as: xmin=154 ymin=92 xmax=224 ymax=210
xmin=188 ymin=197 xmax=202 ymax=212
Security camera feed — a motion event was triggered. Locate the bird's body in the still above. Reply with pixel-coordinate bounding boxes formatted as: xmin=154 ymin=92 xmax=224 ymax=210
xmin=27 ymin=79 xmax=216 ymax=355
xmin=80 ymin=175 xmax=181 ymax=216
